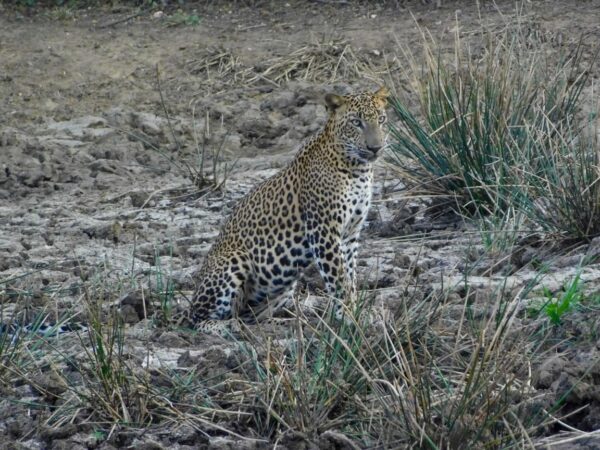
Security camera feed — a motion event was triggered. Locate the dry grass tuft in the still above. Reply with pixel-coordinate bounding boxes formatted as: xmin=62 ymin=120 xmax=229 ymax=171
xmin=186 ymin=46 xmax=253 ymax=87
xmin=248 ymin=38 xmax=390 ymax=85
xmin=226 ymin=283 xmax=558 ymax=447
xmin=185 ymin=38 xmax=395 ymax=89
xmin=33 ymin=277 xmax=257 ymax=442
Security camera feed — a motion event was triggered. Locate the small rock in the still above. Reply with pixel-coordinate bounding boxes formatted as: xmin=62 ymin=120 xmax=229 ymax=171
xmin=128 ymin=439 xmax=164 ymax=450
xmin=393 ymin=253 xmax=411 ymax=268
xmin=581 ymin=404 xmax=600 ymax=430
xmin=278 ymin=430 xmax=318 ymax=450
xmin=208 ymin=437 xmax=260 ymax=449
xmin=297 ymin=104 xmax=319 ymax=126
xmin=553 ymin=254 xmax=585 ymax=268
xmin=46 ymin=116 xmax=109 ymax=140
xmin=0 ymin=128 xmax=18 ymax=146
xmin=6 ymin=415 xmax=32 ymax=439
xmin=22 ymin=168 xmax=49 ymax=188
xmin=586 ymin=236 xmax=600 ymax=260
xmin=49 ymin=440 xmax=86 ymax=450
xmin=119 ymin=304 xmax=140 ymax=324
xmin=168 ymin=424 xmax=209 ymax=446
xmin=119 ymin=290 xmax=148 ymax=319
xmin=130 ymin=112 xmax=165 ymax=137
xmin=81 ymin=221 xmax=116 ymax=240
xmin=261 ymin=90 xmax=296 ymax=111
xmin=158 ymin=331 xmax=190 ymax=347
xmin=89 ymin=159 xmax=119 ymax=174
xmin=40 ymin=424 xmax=78 ymax=441
xmin=31 ymin=372 xmax=68 ymax=400
xmin=318 ymin=430 xmax=361 ymax=450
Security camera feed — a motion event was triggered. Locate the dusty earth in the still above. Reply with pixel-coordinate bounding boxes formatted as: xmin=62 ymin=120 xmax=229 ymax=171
xmin=1 ymin=0 xmax=600 ymax=448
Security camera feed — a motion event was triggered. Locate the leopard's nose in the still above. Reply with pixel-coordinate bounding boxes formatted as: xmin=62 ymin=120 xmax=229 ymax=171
xmin=367 ymin=145 xmax=382 ymax=153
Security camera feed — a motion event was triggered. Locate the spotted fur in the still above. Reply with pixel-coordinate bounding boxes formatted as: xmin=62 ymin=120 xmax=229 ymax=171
xmin=181 ymin=87 xmax=389 ymax=336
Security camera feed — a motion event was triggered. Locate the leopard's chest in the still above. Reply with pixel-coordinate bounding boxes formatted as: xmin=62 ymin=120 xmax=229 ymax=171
xmin=342 ymin=171 xmax=373 ymax=236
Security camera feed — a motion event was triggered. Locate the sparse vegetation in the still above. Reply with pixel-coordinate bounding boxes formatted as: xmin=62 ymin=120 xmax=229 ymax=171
xmin=34 ymin=274 xmax=250 ymax=439
xmin=2 ymin=261 xmax=573 ymax=447
xmin=540 ymin=273 xmax=583 ymax=326
xmin=236 ymin=286 xmax=555 ymax=448
xmin=188 ymin=106 xmax=239 ymax=191
xmin=528 ymin=272 xmax=600 ymax=327
xmin=164 ymin=9 xmax=200 ymax=27
xmin=0 ymin=311 xmax=29 ymax=385
xmin=2 ymin=1 xmax=600 ymax=448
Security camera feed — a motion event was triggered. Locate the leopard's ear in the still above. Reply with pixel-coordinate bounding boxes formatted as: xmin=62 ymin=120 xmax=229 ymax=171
xmin=325 ymin=93 xmax=346 ymax=112
xmin=374 ymin=86 xmax=390 ymax=100
xmin=373 ymin=86 xmax=390 ymax=107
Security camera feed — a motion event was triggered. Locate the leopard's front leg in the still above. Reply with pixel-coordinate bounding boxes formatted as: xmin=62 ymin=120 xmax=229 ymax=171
xmin=303 ymin=206 xmax=355 ymax=320
xmin=342 ymin=236 xmax=359 ymax=300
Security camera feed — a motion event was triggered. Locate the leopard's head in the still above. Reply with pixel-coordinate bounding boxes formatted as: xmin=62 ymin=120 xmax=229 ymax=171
xmin=324 ymin=86 xmax=389 ymax=164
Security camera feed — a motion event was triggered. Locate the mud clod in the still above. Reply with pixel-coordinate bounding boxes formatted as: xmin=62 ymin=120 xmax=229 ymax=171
xmin=1 ymin=1 xmax=600 ymax=448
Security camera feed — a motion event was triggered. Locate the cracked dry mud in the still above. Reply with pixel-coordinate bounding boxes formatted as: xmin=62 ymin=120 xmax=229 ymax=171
xmin=1 ymin=1 xmax=600 ymax=448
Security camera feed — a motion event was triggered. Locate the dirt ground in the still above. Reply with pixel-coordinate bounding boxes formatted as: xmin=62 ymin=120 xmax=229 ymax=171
xmin=1 ymin=1 xmax=600 ymax=448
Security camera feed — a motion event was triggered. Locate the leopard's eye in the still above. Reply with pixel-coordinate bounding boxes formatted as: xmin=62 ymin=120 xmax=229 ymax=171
xmin=350 ymin=118 xmax=362 ymax=128
xmin=378 ymin=115 xmax=387 ymax=124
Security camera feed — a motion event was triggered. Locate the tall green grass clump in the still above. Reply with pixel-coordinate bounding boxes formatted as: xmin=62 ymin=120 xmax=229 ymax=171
xmin=515 ymin=117 xmax=600 ymax=241
xmin=388 ymin=28 xmax=588 ymax=219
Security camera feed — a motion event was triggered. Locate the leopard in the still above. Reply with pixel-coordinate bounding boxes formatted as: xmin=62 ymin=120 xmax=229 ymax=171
xmin=177 ymin=86 xmax=390 ymax=336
